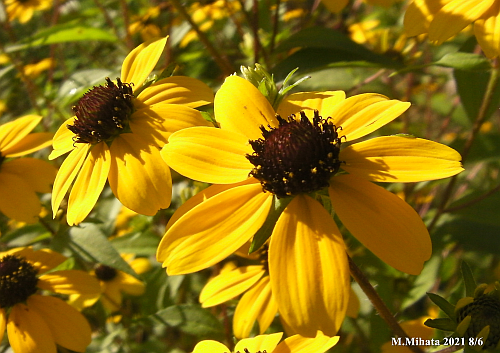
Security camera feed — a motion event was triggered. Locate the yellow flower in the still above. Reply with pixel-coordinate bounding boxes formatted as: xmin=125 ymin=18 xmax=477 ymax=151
xmin=5 ymin=0 xmax=52 ymax=23
xmin=404 ymin=0 xmax=500 ymax=58
xmin=50 ymin=37 xmax=214 ymax=225
xmin=192 ymin=331 xmax=339 ymax=353
xmin=22 ymin=58 xmax=54 ymax=79
xmin=129 ymin=6 xmax=162 ymax=42
xmin=158 ymin=76 xmax=463 ymax=336
xmin=0 ymin=247 xmax=100 ymax=353
xmin=321 ymin=0 xmax=401 ymax=14
xmin=0 ymin=115 xmax=56 ymax=223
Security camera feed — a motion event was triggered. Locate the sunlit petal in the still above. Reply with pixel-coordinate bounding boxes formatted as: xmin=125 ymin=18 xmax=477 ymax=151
xmin=192 ymin=340 xmax=229 ymax=353
xmin=115 ymin=272 xmax=146 ymax=296
xmin=38 ymin=270 xmax=101 ymax=295
xmin=403 ymin=0 xmax=446 ymax=36
xmin=234 ymin=332 xmax=283 ymax=353
xmin=269 ymin=195 xmax=349 ymax=337
xmin=10 ymin=248 xmax=67 ymax=274
xmin=3 ymin=132 xmax=53 ymax=157
xmin=0 ymin=115 xmax=41 ymax=152
xmin=273 ymin=332 xmax=340 ymax=353
xmin=215 ymin=75 xmax=278 ymax=140
xmin=340 ymin=136 xmax=464 ymax=182
xmin=277 ymin=91 xmax=346 ymax=119
xmin=50 ymin=117 xmax=76 ymax=160
xmin=474 ymin=10 xmax=500 ymax=59
xmin=0 ymin=158 xmax=57 ymax=193
xmin=0 ymin=309 xmax=6 ymax=343
xmin=0 ymin=170 xmax=41 ymax=223
xmin=329 ymin=174 xmax=432 ymax=275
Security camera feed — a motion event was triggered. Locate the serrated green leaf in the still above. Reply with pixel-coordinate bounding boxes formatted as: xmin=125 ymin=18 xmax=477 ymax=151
xmin=435 ymin=53 xmax=491 ymax=71
xmin=461 ymin=261 xmax=476 ymax=297
xmin=424 ymin=318 xmax=457 ymax=331
xmin=427 ymin=292 xmax=456 ymax=319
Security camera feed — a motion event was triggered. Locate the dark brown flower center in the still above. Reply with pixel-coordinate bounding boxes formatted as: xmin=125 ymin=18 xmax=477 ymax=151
xmin=0 ymin=254 xmax=38 ymax=308
xmin=247 ymin=110 xmax=342 ymax=198
xmin=68 ymin=77 xmax=134 ymax=145
xmin=95 ymin=264 xmax=118 ymax=282
xmin=457 ymin=293 xmax=500 ymax=349
xmin=0 ymin=152 xmax=5 ymax=168
xmin=237 ymin=349 xmax=267 ymax=353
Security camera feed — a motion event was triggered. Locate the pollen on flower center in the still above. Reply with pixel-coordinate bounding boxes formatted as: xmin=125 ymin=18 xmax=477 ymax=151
xmin=68 ymin=77 xmax=134 ymax=145
xmin=0 ymin=255 xmax=39 ymax=308
xmin=94 ymin=264 xmax=118 ymax=282
xmin=247 ymin=110 xmax=343 ymax=198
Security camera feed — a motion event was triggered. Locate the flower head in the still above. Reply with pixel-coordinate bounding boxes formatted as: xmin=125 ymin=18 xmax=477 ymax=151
xmin=0 ymin=247 xmax=100 ymax=353
xmin=157 ymin=75 xmax=463 ymax=336
xmin=50 ymin=37 xmax=214 ymax=225
xmin=404 ymin=0 xmax=500 ymax=58
xmin=0 ymin=115 xmax=56 ymax=223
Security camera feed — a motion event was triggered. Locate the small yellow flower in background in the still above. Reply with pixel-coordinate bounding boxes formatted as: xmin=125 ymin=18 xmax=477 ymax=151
xmin=192 ymin=331 xmax=339 ymax=353
xmin=158 ymin=75 xmax=463 ymax=336
xmin=5 ymin=0 xmax=52 ymax=23
xmin=50 ymin=36 xmax=214 ymax=226
xmin=129 ymin=6 xmax=162 ymax=42
xmin=22 ymin=58 xmax=54 ymax=79
xmin=0 ymin=115 xmax=56 ymax=223
xmin=321 ymin=0 xmax=401 ymax=14
xmin=0 ymin=247 xmax=100 ymax=353
xmin=69 ymin=254 xmax=150 ymax=312
xmin=404 ymin=0 xmax=500 ymax=58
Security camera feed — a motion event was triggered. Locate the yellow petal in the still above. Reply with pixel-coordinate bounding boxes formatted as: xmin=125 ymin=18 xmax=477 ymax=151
xmin=474 ymin=9 xmax=500 ymax=59
xmin=200 ymin=265 xmax=265 ymax=308
xmin=137 ymin=76 xmax=214 ymax=108
xmin=429 ymin=0 xmax=494 ymax=44
xmin=115 ymin=272 xmax=146 ymax=296
xmin=233 ymin=276 xmax=278 ymax=339
xmin=108 ymin=134 xmax=172 ymax=215
xmin=7 ymin=302 xmax=57 ymax=353
xmin=27 ymin=295 xmax=91 ymax=352
xmin=277 ymin=91 xmax=346 ymax=119
xmin=273 ymin=332 xmax=340 ymax=353
xmin=0 ymin=115 xmax=41 ymax=152
xmin=121 ymin=36 xmax=168 ymax=89
xmin=67 ymin=143 xmax=111 ymax=225
xmin=269 ymin=195 xmax=349 ymax=337
xmin=329 ymin=174 xmax=432 ymax=275
xmin=51 ymin=143 xmax=90 ymax=217
xmin=38 ymin=270 xmax=101 ymax=295
xmin=161 ymin=126 xmax=253 ymax=184
xmin=130 ymin=104 xmax=211 ymax=147
xmin=339 ymin=136 xmax=464 ymax=182
xmin=404 ymin=0 xmax=446 ymax=37
xmin=3 ymin=132 xmax=53 ymax=157
xmin=0 ymin=170 xmax=41 ymax=223
xmin=101 ymin=281 xmax=123 ymax=311
xmin=234 ymin=332 xmax=283 ymax=353
xmin=0 ymin=158 xmax=57 ymax=193
xmin=0 ymin=309 xmax=6 ymax=343
xmin=50 ymin=117 xmax=76 ymax=160
xmin=320 ymin=0 xmax=349 ymax=13
xmin=192 ymin=340 xmax=230 ymax=353
xmin=330 ymin=94 xmax=410 ymax=142
xmin=215 ymin=75 xmax=278 ymax=140
xmin=157 ymin=183 xmax=272 ymax=275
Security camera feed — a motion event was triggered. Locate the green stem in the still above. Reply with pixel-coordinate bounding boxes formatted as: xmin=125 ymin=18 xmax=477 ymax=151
xmin=348 ymin=256 xmax=425 ymax=353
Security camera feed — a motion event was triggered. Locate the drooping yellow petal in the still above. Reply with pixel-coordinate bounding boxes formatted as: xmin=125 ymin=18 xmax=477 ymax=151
xmin=136 ymin=76 xmax=214 ymax=108
xmin=108 ymin=134 xmax=172 ymax=215
xmin=27 ymin=295 xmax=91 ymax=352
xmin=339 ymin=136 xmax=464 ymax=182
xmin=277 ymin=91 xmax=346 ymax=119
xmin=233 ymin=276 xmax=278 ymax=339
xmin=429 ymin=0 xmax=494 ymax=44
xmin=51 ymin=143 xmax=90 ymax=217
xmin=157 ymin=183 xmax=272 ymax=275
xmin=0 ymin=115 xmax=41 ymax=152
xmin=38 ymin=270 xmax=101 ymax=295
xmin=161 ymin=126 xmax=253 ymax=184
xmin=130 ymin=104 xmax=210 ymax=147
xmin=234 ymin=332 xmax=283 ymax=353
xmin=215 ymin=75 xmax=278 ymax=140
xmin=192 ymin=340 xmax=230 ymax=353
xmin=273 ymin=332 xmax=340 ymax=353
xmin=3 ymin=132 xmax=53 ymax=157
xmin=474 ymin=9 xmax=500 ymax=59
xmin=269 ymin=195 xmax=349 ymax=337
xmin=49 ymin=117 xmax=76 ymax=160
xmin=121 ymin=36 xmax=168 ymax=89
xmin=0 ymin=158 xmax=57 ymax=193
xmin=67 ymin=143 xmax=111 ymax=225
xmin=329 ymin=174 xmax=432 ymax=275
xmin=0 ymin=171 xmax=41 ymax=223
xmin=330 ymin=94 xmax=410 ymax=142
xmin=200 ymin=265 xmax=265 ymax=308
xmin=7 ymin=302 xmax=57 ymax=353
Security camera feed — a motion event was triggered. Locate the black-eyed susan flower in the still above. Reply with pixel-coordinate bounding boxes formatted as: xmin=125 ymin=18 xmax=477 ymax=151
xmin=50 ymin=37 xmax=214 ymax=226
xmin=157 ymin=75 xmax=463 ymax=337
xmin=0 ymin=115 xmax=56 ymax=223
xmin=0 ymin=247 xmax=100 ymax=353
xmin=5 ymin=0 xmax=51 ymax=23
xmin=404 ymin=0 xmax=500 ymax=58
xmin=192 ymin=331 xmax=339 ymax=353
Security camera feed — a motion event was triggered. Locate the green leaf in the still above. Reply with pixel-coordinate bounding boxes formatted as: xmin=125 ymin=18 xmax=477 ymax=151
xmin=424 ymin=318 xmax=457 ymax=331
xmin=110 ymin=231 xmax=160 ymax=256
xmin=151 ymin=304 xmax=224 ymax=338
xmin=461 ymin=261 xmax=476 ymax=298
xmin=249 ymin=196 xmax=293 ymax=254
xmin=435 ymin=53 xmax=491 ymax=71
xmin=67 ymin=223 xmax=139 ymax=280
xmin=427 ymin=292 xmax=456 ymax=320
xmin=401 ymin=256 xmax=440 ymax=310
